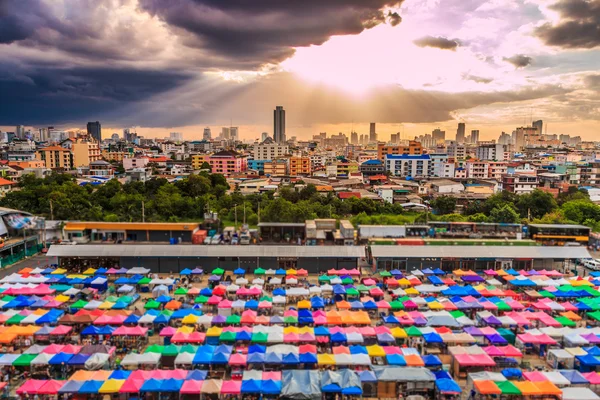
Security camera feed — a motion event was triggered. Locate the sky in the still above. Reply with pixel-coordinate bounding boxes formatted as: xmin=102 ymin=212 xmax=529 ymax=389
xmin=1 ymin=0 xmax=599 ymax=141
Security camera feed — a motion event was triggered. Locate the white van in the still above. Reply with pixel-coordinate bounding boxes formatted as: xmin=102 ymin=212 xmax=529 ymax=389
xmin=583 ymin=259 xmax=600 ymax=270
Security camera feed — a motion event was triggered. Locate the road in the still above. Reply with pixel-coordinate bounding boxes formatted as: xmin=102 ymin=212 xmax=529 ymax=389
xmin=0 ymin=254 xmax=56 ymax=278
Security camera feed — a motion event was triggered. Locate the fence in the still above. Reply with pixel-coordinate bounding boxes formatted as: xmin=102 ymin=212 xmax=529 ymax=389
xmin=0 ymin=243 xmax=44 ymax=268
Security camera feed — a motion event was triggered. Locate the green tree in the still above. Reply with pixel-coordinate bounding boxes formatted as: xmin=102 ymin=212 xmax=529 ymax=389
xmin=489 ymin=205 xmax=521 ymax=223
xmin=515 ymin=189 xmax=557 ymax=219
xmin=561 ymin=200 xmax=600 ymax=224
xmin=430 ymin=196 xmax=457 ymax=215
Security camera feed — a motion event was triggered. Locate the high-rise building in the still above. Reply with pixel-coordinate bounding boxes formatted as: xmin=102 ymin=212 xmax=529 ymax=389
xmin=432 ymin=129 xmax=445 ymax=144
xmin=16 ymin=125 xmax=25 ymax=140
xmin=274 ymin=106 xmax=286 ymax=144
xmin=229 ymin=127 xmax=239 ymax=141
xmin=123 ymin=128 xmax=137 ymax=143
xmin=87 ymin=121 xmax=102 ymax=142
xmin=261 ymin=132 xmax=269 ymax=142
xmin=369 ymin=123 xmax=377 ymax=142
xmin=221 ymin=127 xmax=230 ymax=140
xmin=38 ymin=128 xmax=48 ymax=142
xmin=533 ymin=120 xmax=543 ymax=134
xmin=456 ymin=122 xmax=465 ymax=143
xmin=390 ymin=133 xmax=399 ymax=144
xmin=203 ymin=127 xmax=212 ymax=140
xmin=498 ymin=132 xmax=512 ymax=145
xmin=512 ymin=127 xmax=535 ymax=151
xmin=170 ymin=132 xmax=183 ymax=142
xmin=350 ymin=131 xmax=358 ymax=145
xmin=470 ymin=130 xmax=480 ymax=144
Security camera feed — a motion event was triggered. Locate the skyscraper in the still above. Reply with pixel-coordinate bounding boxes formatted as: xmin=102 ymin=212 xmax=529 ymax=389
xmin=229 ymin=127 xmax=239 ymax=141
xmin=170 ymin=132 xmax=183 ymax=142
xmin=432 ymin=128 xmax=445 ymax=143
xmin=470 ymin=130 xmax=480 ymax=144
xmin=456 ymin=122 xmax=465 ymax=143
xmin=274 ymin=106 xmax=286 ymax=144
xmin=16 ymin=125 xmax=25 ymax=139
xmin=369 ymin=122 xmax=377 ymax=142
xmin=87 ymin=121 xmax=102 ymax=142
xmin=221 ymin=127 xmax=230 ymax=140
xmin=350 ymin=131 xmax=358 ymax=144
xmin=203 ymin=127 xmax=212 ymax=140
xmin=533 ymin=120 xmax=543 ymax=134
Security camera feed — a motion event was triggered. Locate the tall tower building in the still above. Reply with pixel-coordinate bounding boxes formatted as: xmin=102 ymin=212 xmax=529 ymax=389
xmin=221 ymin=127 xmax=230 ymax=140
xmin=369 ymin=122 xmax=377 ymax=142
xmin=432 ymin=128 xmax=445 ymax=144
xmin=350 ymin=131 xmax=358 ymax=144
xmin=274 ymin=106 xmax=286 ymax=144
xmin=87 ymin=121 xmax=102 ymax=142
xmin=229 ymin=127 xmax=239 ymax=141
xmin=203 ymin=127 xmax=211 ymax=140
xmin=456 ymin=122 xmax=465 ymax=143
xmin=16 ymin=125 xmax=25 ymax=139
xmin=470 ymin=130 xmax=480 ymax=144
xmin=533 ymin=120 xmax=543 ymax=134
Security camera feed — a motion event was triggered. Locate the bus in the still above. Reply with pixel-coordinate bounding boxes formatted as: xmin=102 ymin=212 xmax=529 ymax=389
xmin=528 ymin=224 xmax=590 ymax=246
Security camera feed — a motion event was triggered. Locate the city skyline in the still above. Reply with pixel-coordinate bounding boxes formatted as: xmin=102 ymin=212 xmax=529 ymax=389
xmin=1 ymin=0 xmax=599 ymax=140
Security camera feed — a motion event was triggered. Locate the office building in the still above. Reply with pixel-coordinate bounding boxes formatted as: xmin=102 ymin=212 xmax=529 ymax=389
xmin=37 ymin=146 xmax=73 ymax=170
xmin=230 ymin=127 xmax=239 ymax=141
xmin=261 ymin=132 xmax=269 ymax=142
xmin=15 ymin=125 xmax=25 ymax=140
xmin=274 ymin=106 xmax=286 ymax=144
xmin=390 ymin=133 xmax=399 ymax=144
xmin=350 ymin=131 xmax=358 ymax=145
xmin=447 ymin=142 xmax=466 ymax=159
xmin=456 ymin=123 xmax=466 ymax=143
xmin=369 ymin=123 xmax=377 ymax=142
xmin=377 ymin=141 xmax=423 ymax=161
xmin=170 ymin=132 xmax=183 ymax=142
xmin=38 ymin=128 xmax=48 ymax=142
xmin=86 ymin=121 xmax=102 ymax=142
xmin=253 ymin=137 xmax=289 ymax=160
xmin=512 ymin=127 xmax=535 ymax=151
xmin=498 ymin=132 xmax=512 ymax=145
xmin=533 ymin=120 xmax=543 ymax=134
xmin=432 ymin=129 xmax=445 ymax=144
xmin=475 ymin=143 xmax=509 ymax=161
xmin=123 ymin=128 xmax=137 ymax=143
xmin=221 ymin=127 xmax=230 ymax=140
xmin=203 ymin=127 xmax=212 ymax=140
xmin=470 ymin=130 xmax=480 ymax=144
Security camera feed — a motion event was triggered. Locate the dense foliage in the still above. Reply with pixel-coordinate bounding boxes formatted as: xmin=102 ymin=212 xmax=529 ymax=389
xmin=2 ymin=174 xmax=599 ymax=231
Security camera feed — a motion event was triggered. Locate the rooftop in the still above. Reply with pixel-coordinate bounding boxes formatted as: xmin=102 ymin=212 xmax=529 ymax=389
xmin=370 ymin=245 xmax=591 ymax=259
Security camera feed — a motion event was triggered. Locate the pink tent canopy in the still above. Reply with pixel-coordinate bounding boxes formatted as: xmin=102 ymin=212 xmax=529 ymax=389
xmin=263 ymin=371 xmax=281 ymax=380
xmin=523 ymin=371 xmax=547 ymax=382
xmin=42 ymin=344 xmax=65 ymax=354
xmin=38 ymin=380 xmax=66 ymax=395
xmin=61 ymin=345 xmax=81 ymax=354
xmin=112 ymin=326 xmax=148 ymax=336
xmin=454 ymin=354 xmax=496 ymax=367
xmin=218 ymin=300 xmax=232 ymax=309
xmin=229 ymin=353 xmax=247 ymax=366
xmin=16 ymin=380 xmax=46 ymax=395
xmin=181 ymin=380 xmax=203 ymax=394
xmin=483 ymin=270 xmax=497 ymax=276
xmin=151 ymin=369 xmax=187 ymax=379
xmin=483 ymin=346 xmax=504 ymax=357
xmin=582 ymin=372 xmax=600 ymax=385
xmin=207 ymin=296 xmax=223 ymax=305
xmin=50 ymin=325 xmax=72 ymax=336
xmin=119 ymin=379 xmax=145 ymax=393
xmin=221 ymin=380 xmax=242 ymax=394
xmin=159 ymin=326 xmax=177 ymax=336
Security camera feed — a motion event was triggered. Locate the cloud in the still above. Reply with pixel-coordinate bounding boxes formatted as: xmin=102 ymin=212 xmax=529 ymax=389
xmin=0 ymin=63 xmax=193 ymax=125
xmin=464 ymin=74 xmax=494 ymax=84
xmin=584 ymin=74 xmax=600 ymax=89
xmin=536 ymin=0 xmax=600 ymax=49
xmin=413 ymin=36 xmax=460 ymax=50
xmin=503 ymin=54 xmax=533 ymax=68
xmin=139 ymin=0 xmax=405 ymax=67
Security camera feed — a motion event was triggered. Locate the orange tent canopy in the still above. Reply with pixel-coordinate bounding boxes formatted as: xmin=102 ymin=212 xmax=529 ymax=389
xmin=474 ymin=381 xmax=501 ymax=395
xmin=514 ymin=381 xmax=542 ymax=396
xmin=533 ymin=381 xmax=561 ymax=396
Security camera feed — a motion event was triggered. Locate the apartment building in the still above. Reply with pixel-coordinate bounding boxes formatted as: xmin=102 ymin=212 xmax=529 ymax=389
xmin=377 ymin=140 xmax=423 ymax=161
xmin=385 ymin=154 xmax=431 ymax=178
xmin=253 ymin=138 xmax=289 ymax=160
xmin=503 ymin=174 xmax=539 ymax=195
xmin=289 ymin=157 xmax=311 ymax=176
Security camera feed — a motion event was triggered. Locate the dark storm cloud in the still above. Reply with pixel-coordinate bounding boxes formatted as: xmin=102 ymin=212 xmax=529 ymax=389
xmin=0 ymin=63 xmax=193 ymax=125
xmin=503 ymin=54 xmax=533 ymax=68
xmin=413 ymin=36 xmax=460 ymax=50
xmin=536 ymin=0 xmax=600 ymax=49
xmin=139 ymin=0 xmax=404 ymax=66
xmin=388 ymin=11 xmax=402 ymax=26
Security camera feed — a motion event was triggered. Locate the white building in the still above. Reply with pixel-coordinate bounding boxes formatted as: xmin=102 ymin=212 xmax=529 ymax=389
xmin=475 ymin=143 xmax=510 ymax=161
xmin=253 ymin=138 xmax=289 ymax=160
xmin=466 ymin=161 xmax=490 ymax=179
xmin=430 ymin=180 xmax=464 ymax=194
xmin=385 ymin=154 xmax=431 ymax=178
xmin=203 ymin=127 xmax=211 ymax=140
xmin=169 ymin=132 xmax=183 ymax=142
xmin=429 ymin=154 xmax=449 ymax=177
xmin=447 ymin=142 xmax=466 ymax=159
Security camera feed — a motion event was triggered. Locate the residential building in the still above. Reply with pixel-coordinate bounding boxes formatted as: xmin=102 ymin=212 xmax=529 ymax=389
xmin=102 ymin=150 xmax=128 ymax=162
xmin=3 ymin=140 xmax=37 ymax=161
xmin=430 ymin=180 xmax=464 ymax=194
xmin=336 ymin=161 xmax=359 ymax=176
xmin=429 ymin=154 xmax=449 ymax=177
xmin=289 ymin=157 xmax=311 ymax=176
xmin=498 ymin=132 xmax=512 ymax=145
xmin=447 ymin=142 xmax=466 ymax=159
xmin=253 ymin=138 xmax=289 ymax=160
xmin=513 ymin=127 xmax=536 ymax=151
xmin=310 ymin=155 xmax=326 ymax=171
xmin=86 ymin=160 xmax=114 ymax=179
xmin=456 ymin=122 xmax=465 ymax=143
xmin=466 ymin=161 xmax=490 ymax=179
xmin=72 ymin=139 xmax=102 ymax=167
xmin=350 ymin=131 xmax=358 ymax=144
xmin=86 ymin=121 xmax=102 ymax=142
xmin=187 ymin=140 xmax=213 ymax=153
xmin=124 ymin=157 xmax=150 ymax=171
xmin=475 ymin=143 xmax=509 ymax=161
xmin=261 ymin=132 xmax=269 ymax=142
xmin=239 ymin=178 xmax=272 ymax=194
xmin=274 ymin=106 xmax=286 ymax=144
xmin=377 ymin=140 xmax=423 ymax=161
xmin=488 ymin=162 xmax=508 ymax=180
xmin=170 ymin=132 xmax=183 ymax=142
xmin=15 ymin=125 xmax=25 ymax=139
xmin=323 ymin=133 xmax=348 ymax=148
xmin=533 ymin=120 xmax=543 ymax=133
xmin=554 ymin=163 xmax=580 ymax=185
xmin=503 ymin=173 xmax=539 ymax=194
xmin=470 ymin=130 xmax=480 ymax=144
xmin=207 ymin=150 xmax=247 ymax=176
xmin=247 ymin=159 xmax=269 ymax=174
xmin=385 ymin=154 xmax=431 ymax=178
xmin=264 ymin=159 xmax=288 ymax=176
xmin=37 ymin=146 xmax=73 ymax=170
xmin=359 ymin=159 xmax=385 ymax=177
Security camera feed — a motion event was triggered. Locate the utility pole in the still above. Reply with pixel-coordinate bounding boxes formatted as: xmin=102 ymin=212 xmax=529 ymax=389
xmin=243 ymin=203 xmax=246 ymax=225
xmin=258 ymin=201 xmax=261 ymax=224
xmin=142 ymin=201 xmax=145 ymax=223
xmin=234 ymin=205 xmax=237 ymax=228
xmin=49 ymin=200 xmax=54 ymax=221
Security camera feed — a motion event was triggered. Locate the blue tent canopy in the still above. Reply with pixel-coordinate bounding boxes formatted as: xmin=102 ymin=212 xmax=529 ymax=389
xmin=248 ymin=344 xmax=266 ymax=354
xmin=124 ymin=314 xmax=141 ymax=324
xmin=423 ymin=355 xmax=442 ymax=367
xmin=109 ymin=370 xmax=131 ymax=380
xmin=576 ymin=355 xmax=600 ymax=366
xmin=359 ymin=370 xmax=377 ymax=382
xmin=140 ymin=379 xmax=163 ymax=392
xmin=299 ymin=353 xmax=317 ymax=364
xmin=200 ymin=288 xmax=212 ymax=296
xmin=247 ymin=353 xmax=265 ymax=363
xmin=584 ymin=347 xmax=600 ymax=356
xmin=160 ymin=379 xmax=183 ymax=392
xmin=49 ymin=352 xmax=73 ymax=364
xmin=156 ymin=295 xmax=172 ymax=303
xmin=80 ymin=380 xmax=103 ymax=394
xmin=311 ymin=297 xmax=325 ymax=308
xmin=58 ymin=380 xmax=84 ymax=393
xmin=342 ymin=386 xmax=362 ymax=395
xmin=264 ymin=352 xmax=283 ymax=364
xmin=423 ymin=332 xmax=443 ymax=344
xmin=282 ymin=353 xmax=300 ymax=364
xmin=82 ymin=326 xmax=100 ymax=335
xmin=384 ymin=315 xmax=400 ymax=324
xmin=245 ymin=299 xmax=259 ymax=309
xmin=434 ymin=371 xmax=452 ymax=380
xmin=180 ymin=268 xmax=192 ymax=275
xmin=321 ymin=384 xmax=342 ymax=393
xmin=433 ymin=268 xmax=445 ymax=275
xmin=436 ymin=379 xmax=462 ymax=394
xmin=386 ymin=354 xmax=406 ymax=366
xmin=241 ymin=379 xmax=262 ymax=393
xmin=275 ymin=269 xmax=286 ymax=275
xmin=67 ymin=354 xmax=90 ymax=365
xmin=502 ymin=368 xmax=522 ymax=379
xmin=428 ymin=276 xmax=444 ymax=285
xmin=331 ymin=332 xmax=347 ymax=343
xmin=560 ymin=370 xmax=589 ymax=384
xmin=262 ymin=379 xmax=282 ymax=395
xmin=350 ymin=345 xmax=367 ymax=355
xmin=273 ymin=288 xmax=286 ymax=296
xmin=236 ymin=331 xmax=252 ymax=341
xmin=314 ymin=326 xmax=330 ymax=336
xmin=186 ymin=370 xmax=207 ymax=380
xmin=234 ymin=268 xmax=246 ymax=275
xmin=363 ymin=300 xmax=377 ymax=310
xmin=192 ymin=351 xmax=213 ymax=364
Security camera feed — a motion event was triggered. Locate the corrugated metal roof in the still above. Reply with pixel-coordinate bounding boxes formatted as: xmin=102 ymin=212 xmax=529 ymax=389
xmin=46 ymin=244 xmax=366 ymax=258
xmin=370 ymin=245 xmax=590 ymax=259
xmin=529 ymin=224 xmax=590 ymax=230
